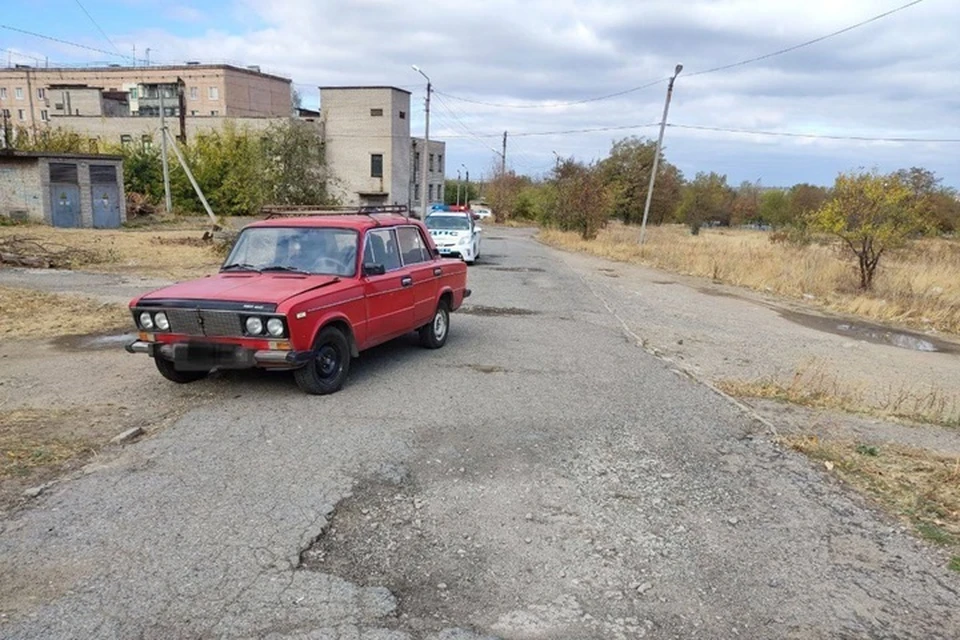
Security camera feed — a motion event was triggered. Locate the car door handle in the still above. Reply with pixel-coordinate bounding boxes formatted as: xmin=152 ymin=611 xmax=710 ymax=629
xmin=401 ymin=276 xmax=413 ymax=287
xmin=433 ymin=267 xmax=442 ymax=276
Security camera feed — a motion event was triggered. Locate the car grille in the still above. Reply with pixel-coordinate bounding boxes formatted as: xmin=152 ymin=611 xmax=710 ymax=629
xmin=164 ymin=309 xmax=243 ymax=337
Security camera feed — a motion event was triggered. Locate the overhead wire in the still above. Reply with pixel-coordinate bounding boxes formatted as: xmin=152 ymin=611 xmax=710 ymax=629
xmin=73 ymin=0 xmax=124 ymax=60
xmin=668 ymin=123 xmax=960 ymax=143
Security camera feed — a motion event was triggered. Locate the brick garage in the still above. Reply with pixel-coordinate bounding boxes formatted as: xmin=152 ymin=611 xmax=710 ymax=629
xmin=0 ymin=151 xmax=126 ymax=228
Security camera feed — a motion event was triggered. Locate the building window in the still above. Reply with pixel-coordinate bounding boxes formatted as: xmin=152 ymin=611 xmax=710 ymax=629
xmin=190 ymin=87 xmax=198 ymax=100
xmin=414 ymin=184 xmax=420 ymax=200
xmin=120 ymin=134 xmax=133 ymax=146
xmin=370 ymin=108 xmax=383 ymax=117
xmin=37 ymin=88 xmax=46 ymax=100
xmin=190 ymin=110 xmax=198 ymax=116
xmin=428 ymin=184 xmax=434 ymax=201
xmin=129 ymin=87 xmax=138 ymax=99
xmin=17 ymin=109 xmax=25 ymax=121
xmin=208 ymin=87 xmax=219 ymax=100
xmin=0 ymin=87 xmax=7 ymax=99
xmin=15 ymin=87 xmax=23 ymax=100
xmin=437 ymin=184 xmax=442 ymax=201
xmin=1 ymin=108 xmax=10 ymax=118
xmin=40 ymin=110 xmax=48 ymax=121
xmin=210 ymin=110 xmax=219 ymax=116
xmin=370 ymin=154 xmax=384 ymax=178
xmin=399 ymin=110 xmax=406 ymax=119
xmin=438 ymin=154 xmax=443 ymax=172
xmin=429 ymin=153 xmax=434 ymax=171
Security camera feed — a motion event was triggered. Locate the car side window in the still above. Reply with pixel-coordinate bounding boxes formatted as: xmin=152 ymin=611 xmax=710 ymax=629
xmin=363 ymin=228 xmax=402 ymax=272
xmin=397 ymin=226 xmax=430 ymax=265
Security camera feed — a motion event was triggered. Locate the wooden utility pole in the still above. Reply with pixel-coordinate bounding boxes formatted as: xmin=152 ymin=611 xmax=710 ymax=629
xmin=501 ymin=131 xmax=507 ymax=176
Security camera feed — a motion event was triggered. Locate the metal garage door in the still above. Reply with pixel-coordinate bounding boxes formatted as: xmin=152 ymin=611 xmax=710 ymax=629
xmin=49 ymin=162 xmax=81 ymax=228
xmin=90 ymin=164 xmax=121 ymax=228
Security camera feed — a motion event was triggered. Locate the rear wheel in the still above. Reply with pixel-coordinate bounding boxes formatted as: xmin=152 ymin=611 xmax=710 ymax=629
xmin=153 ymin=355 xmax=208 ymax=384
xmin=419 ymin=300 xmax=450 ymax=349
xmin=294 ymin=326 xmax=351 ymax=395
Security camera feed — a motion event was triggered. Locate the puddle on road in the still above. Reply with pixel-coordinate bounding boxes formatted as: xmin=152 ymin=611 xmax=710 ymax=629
xmin=779 ymin=310 xmax=955 ymax=353
xmin=54 ymin=332 xmax=135 ymax=351
xmin=652 ymin=280 xmax=677 ymax=286
xmin=459 ymin=305 xmax=539 ymax=317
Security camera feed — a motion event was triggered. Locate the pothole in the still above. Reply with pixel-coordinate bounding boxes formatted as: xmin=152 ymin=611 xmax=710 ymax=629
xmin=490 ymin=266 xmax=545 ymax=273
xmin=459 ymin=305 xmax=539 ymax=317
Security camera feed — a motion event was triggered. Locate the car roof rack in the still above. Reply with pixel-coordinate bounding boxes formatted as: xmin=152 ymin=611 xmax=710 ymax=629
xmin=261 ymin=204 xmax=410 ymax=223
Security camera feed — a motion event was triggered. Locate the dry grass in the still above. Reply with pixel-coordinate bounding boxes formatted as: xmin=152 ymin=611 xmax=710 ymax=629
xmin=717 ymin=362 xmax=960 ymax=428
xmin=0 ymin=409 xmax=96 ymax=479
xmin=786 ymin=435 xmax=960 ymax=554
xmin=0 ymin=286 xmax=129 ymax=340
xmin=0 ymin=226 xmax=224 ymax=280
xmin=539 ymin=224 xmax=960 ymax=335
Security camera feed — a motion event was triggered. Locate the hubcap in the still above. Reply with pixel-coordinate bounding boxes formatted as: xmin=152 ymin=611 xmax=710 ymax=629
xmin=316 ymin=344 xmax=340 ymax=378
xmin=434 ymin=310 xmax=448 ymax=341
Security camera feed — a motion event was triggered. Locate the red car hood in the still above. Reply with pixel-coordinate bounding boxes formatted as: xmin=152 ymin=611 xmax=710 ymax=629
xmin=139 ymin=273 xmax=340 ymax=307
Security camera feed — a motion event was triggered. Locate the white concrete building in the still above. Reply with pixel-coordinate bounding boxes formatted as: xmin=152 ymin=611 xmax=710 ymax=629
xmin=319 ymin=86 xmax=445 ymax=214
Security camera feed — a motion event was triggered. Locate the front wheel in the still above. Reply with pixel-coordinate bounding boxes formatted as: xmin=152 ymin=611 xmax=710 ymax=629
xmin=419 ymin=300 xmax=450 ymax=349
xmin=154 ymin=356 xmax=208 ymax=384
xmin=294 ymin=326 xmax=351 ymax=395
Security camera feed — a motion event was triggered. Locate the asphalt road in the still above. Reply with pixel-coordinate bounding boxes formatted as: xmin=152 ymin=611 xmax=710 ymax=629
xmin=2 ymin=229 xmax=958 ymax=639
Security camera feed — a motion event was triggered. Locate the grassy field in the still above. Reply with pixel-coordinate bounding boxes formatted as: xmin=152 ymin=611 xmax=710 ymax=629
xmin=0 ymin=224 xmax=225 ymax=281
xmin=0 ymin=287 xmax=130 ymax=340
xmin=539 ymin=224 xmax=960 ymax=335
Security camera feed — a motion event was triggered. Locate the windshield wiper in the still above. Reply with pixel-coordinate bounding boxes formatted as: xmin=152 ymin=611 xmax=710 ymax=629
xmin=221 ymin=262 xmax=261 ymax=273
xmin=261 ymin=265 xmax=311 ymax=275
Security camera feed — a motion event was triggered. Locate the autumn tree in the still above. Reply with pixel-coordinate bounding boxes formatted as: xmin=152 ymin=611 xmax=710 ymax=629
xmin=759 ymin=189 xmax=791 ymax=228
xmin=676 ymin=172 xmax=733 ymax=234
xmin=788 ymin=183 xmax=830 ymax=221
xmin=893 ymin=167 xmax=960 ymax=234
xmin=811 ymin=170 xmax=925 ymax=290
xmin=552 ymin=158 xmax=611 ymax=239
xmin=731 ymin=180 xmax=761 ymax=225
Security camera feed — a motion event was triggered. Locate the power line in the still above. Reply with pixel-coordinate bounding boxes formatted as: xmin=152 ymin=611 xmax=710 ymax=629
xmin=73 ymin=0 xmax=124 ymax=59
xmin=0 ymin=24 xmax=127 ymax=60
xmin=685 ymin=0 xmax=927 ymax=78
xmin=668 ymin=123 xmax=960 ymax=143
xmin=433 ymin=0 xmax=926 ymax=109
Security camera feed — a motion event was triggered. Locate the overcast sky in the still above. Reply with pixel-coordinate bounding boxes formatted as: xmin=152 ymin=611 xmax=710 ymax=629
xmin=4 ymin=0 xmax=959 ymax=187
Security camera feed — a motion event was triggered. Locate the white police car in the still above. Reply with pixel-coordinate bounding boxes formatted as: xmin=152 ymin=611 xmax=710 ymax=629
xmin=425 ymin=212 xmax=482 ymax=264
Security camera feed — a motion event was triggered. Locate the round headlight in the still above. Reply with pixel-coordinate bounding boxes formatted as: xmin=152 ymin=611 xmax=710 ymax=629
xmin=139 ymin=311 xmax=154 ymax=330
xmin=266 ymin=318 xmax=285 ymax=337
xmin=154 ymin=311 xmax=170 ymax=331
xmin=459 ymin=235 xmax=471 ymax=245
xmin=245 ymin=316 xmax=264 ymax=335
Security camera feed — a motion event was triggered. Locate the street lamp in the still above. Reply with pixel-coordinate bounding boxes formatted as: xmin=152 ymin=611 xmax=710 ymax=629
xmin=456 ymin=169 xmax=462 ymax=206
xmin=461 ymin=163 xmax=469 ymax=207
xmin=412 ymin=65 xmax=431 ymax=219
xmin=639 ymin=63 xmax=683 ymax=245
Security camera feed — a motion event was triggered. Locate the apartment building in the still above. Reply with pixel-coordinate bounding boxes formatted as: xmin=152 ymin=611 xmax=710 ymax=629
xmin=319 ymin=86 xmax=446 ymax=215
xmin=0 ymin=63 xmax=291 ymax=132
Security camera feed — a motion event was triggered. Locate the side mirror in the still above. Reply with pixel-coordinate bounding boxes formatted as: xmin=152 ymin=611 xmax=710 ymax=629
xmin=362 ymin=263 xmax=386 ymax=276
xmin=472 ymin=213 xmax=480 ymax=220
xmin=432 ymin=247 xmax=440 ymax=257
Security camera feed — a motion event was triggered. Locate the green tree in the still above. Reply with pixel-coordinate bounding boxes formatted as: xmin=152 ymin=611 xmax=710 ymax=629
xmin=552 ymin=158 xmax=612 ymax=239
xmin=261 ymin=119 xmax=332 ymax=206
xmin=788 ymin=183 xmax=829 ymax=221
xmin=676 ymin=172 xmax=733 ymax=234
xmin=893 ymin=167 xmax=960 ymax=234
xmin=811 ymin=170 xmax=925 ymax=290
xmin=443 ymin=178 xmax=479 ymax=206
xmin=599 ymin=137 xmax=682 ymax=225
xmin=731 ymin=180 xmax=761 ymax=225
xmin=759 ymin=189 xmax=791 ymax=227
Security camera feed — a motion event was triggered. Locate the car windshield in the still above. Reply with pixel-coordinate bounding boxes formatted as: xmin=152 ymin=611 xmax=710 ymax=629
xmin=223 ymin=227 xmax=359 ymax=277
xmin=426 ymin=215 xmax=471 ymax=231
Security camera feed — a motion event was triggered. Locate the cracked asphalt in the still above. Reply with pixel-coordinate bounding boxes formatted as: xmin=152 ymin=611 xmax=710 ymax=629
xmin=2 ymin=228 xmax=959 ymax=639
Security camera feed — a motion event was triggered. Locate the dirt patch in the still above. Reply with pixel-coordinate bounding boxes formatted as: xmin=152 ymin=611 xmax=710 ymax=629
xmin=0 ymin=404 xmax=169 ymax=510
xmin=785 ymin=435 xmax=960 ymax=569
xmin=456 ymin=364 xmax=508 ymax=374
xmin=0 ymin=286 xmax=130 ymax=341
xmin=459 ymin=305 xmax=539 ymax=317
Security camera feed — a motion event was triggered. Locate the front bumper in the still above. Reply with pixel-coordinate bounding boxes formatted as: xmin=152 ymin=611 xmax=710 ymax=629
xmin=125 ymin=340 xmax=313 ymax=370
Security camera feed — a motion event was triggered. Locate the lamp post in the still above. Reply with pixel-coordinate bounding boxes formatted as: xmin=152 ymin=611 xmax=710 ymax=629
xmin=412 ymin=65 xmax=431 ymax=219
xmin=639 ymin=63 xmax=682 ymax=245
xmin=461 ymin=163 xmax=469 ymax=208
xmin=456 ymin=169 xmax=462 ymax=206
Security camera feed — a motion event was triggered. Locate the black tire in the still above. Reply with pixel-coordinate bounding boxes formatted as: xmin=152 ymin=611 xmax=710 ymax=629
xmin=419 ymin=300 xmax=450 ymax=349
xmin=294 ymin=326 xmax=351 ymax=395
xmin=153 ymin=355 xmax=208 ymax=384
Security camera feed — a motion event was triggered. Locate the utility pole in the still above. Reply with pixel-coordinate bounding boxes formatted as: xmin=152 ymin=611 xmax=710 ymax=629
xmin=412 ymin=65 xmax=431 ymax=219
xmin=456 ymin=169 xmax=461 ymax=206
xmin=639 ymin=63 xmax=682 ymax=245
xmin=159 ymin=88 xmax=173 ymax=213
xmin=463 ymin=165 xmax=469 ymax=207
xmin=501 ymin=131 xmax=507 ymax=176
xmin=24 ymin=66 xmax=37 ymax=139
